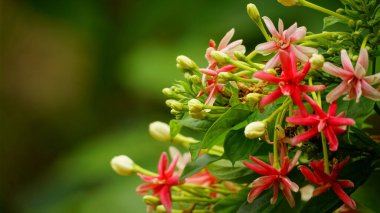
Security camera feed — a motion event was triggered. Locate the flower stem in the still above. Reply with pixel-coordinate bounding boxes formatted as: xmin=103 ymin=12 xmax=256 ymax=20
xmin=172 ymin=196 xmax=217 ymax=204
xmin=263 ymin=98 xmax=292 ymax=124
xmin=246 ymin=50 xmax=258 ymax=60
xmin=226 ymin=58 xmax=263 ymax=71
xmin=299 ymin=0 xmax=350 ymax=22
xmin=321 ymin=132 xmax=330 ymax=174
xmin=361 ymin=34 xmax=370 ymax=49
xmin=133 ymin=165 xmax=157 ymax=176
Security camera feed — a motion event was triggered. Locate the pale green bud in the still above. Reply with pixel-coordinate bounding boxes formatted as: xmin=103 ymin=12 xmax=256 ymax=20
xmin=267 ymin=69 xmax=278 ymax=76
xmin=218 ymin=72 xmax=235 ymax=80
xmin=246 ymin=93 xmax=261 ymax=103
xmin=170 ymin=109 xmax=181 ymax=115
xmin=244 ymin=121 xmax=266 ymax=139
xmin=277 ymin=0 xmax=300 ymax=6
xmin=309 ymin=54 xmax=325 ymax=70
xmin=211 ymin=51 xmax=229 ymax=64
xmin=156 ymin=205 xmax=167 ymax=213
xmin=247 ymin=4 xmax=260 ymax=23
xmin=190 ymin=110 xmax=207 ymax=119
xmin=234 ymin=51 xmax=246 ymax=60
xmin=165 ymin=99 xmax=183 ymax=111
xmin=110 ymin=155 xmax=135 ymax=176
xmin=300 ymin=185 xmax=315 ymax=202
xmin=189 ymin=75 xmax=201 ymax=84
xmin=188 ymin=99 xmax=203 ymax=113
xmin=149 ymin=121 xmax=171 ymax=142
xmin=162 ymin=88 xmax=174 ymax=97
xmin=143 ymin=195 xmax=161 ymax=206
xmin=176 ymin=55 xmax=197 ymax=72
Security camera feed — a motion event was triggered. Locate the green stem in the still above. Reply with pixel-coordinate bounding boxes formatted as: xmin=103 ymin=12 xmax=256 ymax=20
xmin=264 ymin=98 xmax=292 ymax=123
xmin=246 ymin=50 xmax=258 ymax=60
xmin=172 ymin=196 xmax=217 ymax=204
xmin=227 ymin=58 xmax=263 ymax=71
xmin=133 ymin=165 xmax=157 ymax=176
xmin=321 ymin=133 xmax=330 ymax=174
xmin=255 ymin=19 xmax=271 ymax=42
xmin=361 ymin=34 xmax=370 ymax=49
xmin=299 ymin=0 xmax=350 ymax=22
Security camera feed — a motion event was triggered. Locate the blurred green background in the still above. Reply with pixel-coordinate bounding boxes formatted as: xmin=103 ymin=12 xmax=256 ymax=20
xmin=0 ymin=0 xmax=379 ymax=212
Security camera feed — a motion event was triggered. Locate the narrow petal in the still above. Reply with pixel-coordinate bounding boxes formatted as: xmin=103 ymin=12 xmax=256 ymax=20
xmin=326 ymin=82 xmax=350 ymax=103
xmin=160 ymin=185 xmax=173 ymax=213
xmin=247 ymin=185 xmax=271 ymax=203
xmin=298 ymin=84 xmax=326 ymax=93
xmin=354 ymin=80 xmax=362 ymax=103
xmin=331 ymin=183 xmax=356 ymax=209
xmin=322 ymin=62 xmax=352 ymax=79
xmin=337 ymin=180 xmax=354 ymax=188
xmin=356 ymin=48 xmax=368 ymax=71
xmin=299 ymin=165 xmax=321 ymax=185
xmin=323 ymin=127 xmax=339 ymax=151
xmin=251 ymin=175 xmax=277 ymax=188
xmin=328 ymin=117 xmax=355 ymax=126
xmin=290 ymin=45 xmax=309 ymax=63
xmin=284 ymin=23 xmax=298 ymax=40
xmin=253 ymin=71 xmax=282 ymax=83
xmin=255 ymin=41 xmax=279 ymax=55
xmin=260 ymin=87 xmax=283 ymax=107
xmin=328 ymin=101 xmax=337 ymax=116
xmin=288 ymin=150 xmax=302 ymax=172
xmin=166 ymin=154 xmax=179 ymax=178
xmin=204 ymin=86 xmax=218 ymax=106
xmin=243 ymin=162 xmax=273 ymax=176
xmin=292 ymin=126 xmax=319 ymax=145
xmin=281 ymin=177 xmax=299 ymax=192
xmin=282 ymin=186 xmax=296 ymax=208
xmin=249 ymin=156 xmax=279 ymax=174
xmin=294 ymin=45 xmax=318 ymax=55
xmin=199 ymin=68 xmax=217 ymax=76
xmin=136 ymin=183 xmax=157 ymax=194
xmin=158 ymin=153 xmax=169 ymax=177
xmin=302 ymin=93 xmax=327 ymax=118
xmin=290 ymin=88 xmax=307 ymax=116
xmin=289 ymin=26 xmax=306 ymax=42
xmin=286 ymin=115 xmax=319 ymax=126
xmin=295 ymin=62 xmax=311 ymax=83
xmin=364 ymin=72 xmax=380 ymax=85
xmin=280 ymin=157 xmax=290 ymax=176
xmin=361 ymin=80 xmax=380 ymax=101
xmin=353 ymin=63 xmax=366 ymax=79
xmin=138 ymin=173 xmax=157 ymax=182
xmin=313 ymin=185 xmax=331 ymax=197
xmin=271 ymin=183 xmax=279 ymax=204
xmin=341 ymin=50 xmax=354 ymax=73
xmin=264 ymin=52 xmax=281 ymax=70
xmin=262 ymin=16 xmax=280 ymax=38
xmin=332 ymin=126 xmax=346 ymax=135
xmin=218 ymin=28 xmax=234 ymax=50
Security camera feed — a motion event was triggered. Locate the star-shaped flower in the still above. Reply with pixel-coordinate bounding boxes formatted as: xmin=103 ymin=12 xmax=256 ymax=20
xmin=136 ymin=152 xmax=183 ymax=213
xmin=299 ymin=158 xmax=356 ymax=209
xmin=286 ymin=93 xmax=355 ymax=151
xmin=323 ymin=48 xmax=380 ymax=103
xmin=243 ymin=152 xmax=301 ymax=207
xmin=255 ymin=16 xmax=317 ymax=70
xmin=253 ymin=50 xmax=325 ymax=113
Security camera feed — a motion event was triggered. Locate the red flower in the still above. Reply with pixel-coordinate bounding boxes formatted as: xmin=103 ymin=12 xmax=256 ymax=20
xmin=299 ymin=158 xmax=356 ymax=209
xmin=286 ymin=93 xmax=355 ymax=151
xmin=253 ymin=50 xmax=325 ymax=114
xmin=243 ymin=152 xmax=301 ymax=207
xmin=136 ymin=152 xmax=183 ymax=213
xmin=198 ymin=65 xmax=236 ymax=105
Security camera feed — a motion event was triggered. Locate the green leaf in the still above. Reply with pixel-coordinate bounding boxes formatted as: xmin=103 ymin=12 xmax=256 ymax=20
xmin=176 ymin=113 xmax=214 ymax=132
xmin=169 ymin=119 xmax=182 ymax=138
xmin=213 ymin=188 xmax=250 ymax=213
xmin=207 ymin=160 xmax=254 ymax=182
xmin=337 ymin=97 xmax=375 ymax=127
xmin=300 ymin=157 xmax=374 ymax=213
xmin=323 ymin=16 xmax=345 ymax=29
xmin=179 ymin=154 xmax=220 ymax=181
xmin=201 ymin=105 xmax=251 ymax=149
xmin=346 ymin=126 xmax=380 ymax=156
xmin=223 ymin=128 xmax=272 ymax=164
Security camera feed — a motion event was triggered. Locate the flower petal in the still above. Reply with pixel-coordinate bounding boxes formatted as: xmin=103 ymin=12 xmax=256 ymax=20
xmin=247 ymin=185 xmax=270 ymax=203
xmin=160 ymin=185 xmax=173 ymax=213
xmin=298 ymin=84 xmax=326 ymax=93
xmin=326 ymin=82 xmax=350 ymax=103
xmin=299 ymin=165 xmax=321 ymax=185
xmin=289 ymin=26 xmax=306 ymax=42
xmin=286 ymin=115 xmax=319 ymax=126
xmin=282 ymin=185 xmax=296 ymax=208
xmin=337 ymin=180 xmax=354 ymax=188
xmin=136 ymin=183 xmax=157 ymax=194
xmin=284 ymin=23 xmax=298 ymax=39
xmin=353 ymin=63 xmax=366 ymax=79
xmin=271 ymin=183 xmax=279 ymax=204
xmin=356 ymin=48 xmax=368 ymax=71
xmin=323 ymin=126 xmax=339 ymax=151
xmin=251 ymin=175 xmax=277 ymax=188
xmin=255 ymin=41 xmax=278 ymax=55
xmin=302 ymin=93 xmax=327 ymax=118
xmin=295 ymin=45 xmax=318 ymax=55
xmin=166 ymin=154 xmax=179 ymax=178
xmin=281 ymin=177 xmax=299 ymax=192
xmin=260 ymin=87 xmax=283 ymax=107
xmin=292 ymin=126 xmax=319 ymax=145
xmin=290 ymin=45 xmax=309 ymax=63
xmin=262 ymin=16 xmax=280 ymax=38
xmin=331 ymin=183 xmax=356 ymax=209
xmin=328 ymin=117 xmax=355 ymax=126
xmin=341 ymin=49 xmax=355 ymax=73
xmin=218 ymin=28 xmax=234 ymax=50
xmin=158 ymin=152 xmax=169 ymax=177
xmin=313 ymin=185 xmax=331 ymax=197
xmin=249 ymin=156 xmax=279 ymax=174
xmin=253 ymin=71 xmax=282 ymax=83
xmin=361 ymin=80 xmax=380 ymax=101
xmin=244 ymin=162 xmax=273 ymax=176
xmin=364 ymin=72 xmax=380 ymax=85
xmin=264 ymin=52 xmax=281 ymax=70
xmin=322 ymin=62 xmax=352 ymax=79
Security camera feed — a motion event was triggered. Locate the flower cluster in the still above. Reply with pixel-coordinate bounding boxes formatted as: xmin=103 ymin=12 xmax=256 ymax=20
xmin=111 ymin=1 xmax=379 ymax=212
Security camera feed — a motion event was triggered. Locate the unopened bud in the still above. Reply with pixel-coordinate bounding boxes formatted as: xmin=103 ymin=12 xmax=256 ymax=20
xmin=277 ymin=0 xmax=300 ymax=6
xmin=190 ymin=110 xmax=207 ymax=119
xmin=149 ymin=121 xmax=171 ymax=142
xmin=189 ymin=75 xmax=201 ymax=84
xmin=336 ymin=8 xmax=345 ymax=14
xmin=188 ymin=99 xmax=203 ymax=113
xmin=300 ymin=185 xmax=315 ymax=201
xmin=234 ymin=51 xmax=246 ymax=60
xmin=176 ymin=55 xmax=197 ymax=72
xmin=246 ymin=93 xmax=261 ymax=103
xmin=267 ymin=69 xmax=277 ymax=75
xmin=162 ymin=88 xmax=174 ymax=97
xmin=211 ymin=51 xmax=229 ymax=64
xmin=165 ymin=99 xmax=183 ymax=111
xmin=156 ymin=205 xmax=167 ymax=213
xmin=352 ymin=55 xmax=358 ymax=62
xmin=247 ymin=4 xmax=260 ymax=23
xmin=110 ymin=155 xmax=135 ymax=176
xmin=218 ymin=72 xmax=235 ymax=80
xmin=143 ymin=195 xmax=161 ymax=206
xmin=244 ymin=121 xmax=266 ymax=139
xmin=309 ymin=54 xmax=325 ymax=70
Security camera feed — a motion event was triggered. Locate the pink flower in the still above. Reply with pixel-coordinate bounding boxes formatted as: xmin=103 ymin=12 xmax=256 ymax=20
xmin=205 ymin=28 xmax=246 ymax=69
xmin=253 ymin=50 xmax=325 ymax=113
xmin=186 ymin=169 xmax=218 ymax=187
xmin=323 ymin=48 xmax=380 ymax=103
xmin=198 ymin=65 xmax=236 ymax=105
xmin=136 ymin=152 xmax=183 ymax=213
xmin=286 ymin=93 xmax=355 ymax=151
xmin=256 ymin=16 xmax=317 ymax=70
xmin=299 ymin=158 xmax=356 ymax=209
xmin=243 ymin=152 xmax=301 ymax=208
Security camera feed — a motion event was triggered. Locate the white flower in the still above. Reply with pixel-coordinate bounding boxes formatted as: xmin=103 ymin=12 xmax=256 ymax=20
xmin=110 ymin=155 xmax=134 ymax=176
xmin=244 ymin=121 xmax=266 ymax=139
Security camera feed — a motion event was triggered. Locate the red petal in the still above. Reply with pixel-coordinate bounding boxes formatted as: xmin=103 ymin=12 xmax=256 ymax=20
xmin=299 ymin=165 xmax=321 ymax=185
xmin=260 ymin=87 xmax=283 ymax=107
xmin=295 ymin=62 xmax=311 ymax=83
xmin=313 ymin=184 xmax=331 ymax=196
xmin=331 ymin=183 xmax=356 ymax=209
xmin=302 ymin=94 xmax=327 ymax=118
xmin=286 ymin=115 xmax=319 ymax=126
xmin=166 ymin=154 xmax=179 ymax=178
xmin=243 ymin=162 xmax=273 ymax=176
xmin=279 ymin=50 xmax=294 ymax=79
xmin=247 ymin=185 xmax=270 ymax=203
xmin=271 ymin=183 xmax=279 ymax=204
xmin=136 ymin=183 xmax=157 ymax=194
xmin=160 ymin=185 xmax=173 ymax=213
xmin=337 ymin=180 xmax=354 ymax=188
xmin=328 ymin=117 xmax=355 ymax=126
xmin=323 ymin=127 xmax=339 ymax=151
xmin=281 ymin=185 xmax=296 ymax=208
xmin=290 ymin=87 xmax=307 ymax=116
xmin=158 ymin=152 xmax=169 ymax=177
xmin=251 ymin=175 xmax=277 ymax=188
xmin=253 ymin=71 xmax=282 ymax=83
xmin=281 ymin=177 xmax=299 ymax=192
xmin=291 ymin=126 xmax=319 ymax=145
xmin=298 ymin=84 xmax=326 ymax=93
xmin=249 ymin=156 xmax=278 ymax=175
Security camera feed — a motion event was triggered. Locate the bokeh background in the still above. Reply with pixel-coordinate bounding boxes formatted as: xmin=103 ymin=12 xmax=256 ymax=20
xmin=1 ymin=0 xmax=379 ymax=212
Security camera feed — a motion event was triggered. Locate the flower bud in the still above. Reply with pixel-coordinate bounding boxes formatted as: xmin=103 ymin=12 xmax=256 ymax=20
xmin=266 ymin=68 xmax=277 ymax=75
xmin=176 ymin=55 xmax=197 ymax=72
xmin=155 ymin=205 xmax=167 ymax=213
xmin=165 ymin=99 xmax=183 ymax=111
xmin=162 ymin=88 xmax=174 ymax=97
xmin=277 ymin=0 xmax=300 ymax=6
xmin=247 ymin=4 xmax=260 ymax=23
xmin=110 ymin=155 xmax=135 ymax=176
xmin=143 ymin=195 xmax=161 ymax=206
xmin=244 ymin=121 xmax=266 ymax=139
xmin=309 ymin=54 xmax=324 ymax=70
xmin=149 ymin=121 xmax=171 ymax=142
xmin=218 ymin=72 xmax=235 ymax=80
xmin=300 ymin=185 xmax=315 ymax=201
xmin=234 ymin=51 xmax=246 ymax=60
xmin=188 ymin=99 xmax=203 ymax=113
xmin=246 ymin=93 xmax=261 ymax=103
xmin=189 ymin=75 xmax=201 ymax=84
xmin=211 ymin=51 xmax=228 ymax=64
xmin=190 ymin=110 xmax=207 ymax=119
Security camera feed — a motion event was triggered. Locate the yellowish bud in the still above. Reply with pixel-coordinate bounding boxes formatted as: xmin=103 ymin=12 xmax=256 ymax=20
xmin=309 ymin=54 xmax=325 ymax=70
xmin=247 ymin=4 xmax=261 ymax=23
xmin=188 ymin=99 xmax=203 ymax=113
xmin=246 ymin=93 xmax=261 ymax=103
xmin=300 ymin=185 xmax=315 ymax=201
xmin=149 ymin=121 xmax=171 ymax=142
xmin=165 ymin=99 xmax=183 ymax=111
xmin=190 ymin=110 xmax=207 ymax=119
xmin=211 ymin=50 xmax=229 ymax=64
xmin=244 ymin=121 xmax=266 ymax=139
xmin=110 ymin=155 xmax=135 ymax=176
xmin=277 ymin=0 xmax=300 ymax=6
xmin=143 ymin=195 xmax=161 ymax=206
xmin=162 ymin=88 xmax=174 ymax=97
xmin=176 ymin=55 xmax=197 ymax=72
